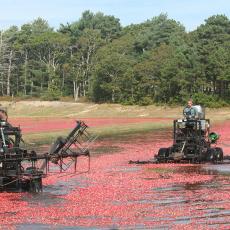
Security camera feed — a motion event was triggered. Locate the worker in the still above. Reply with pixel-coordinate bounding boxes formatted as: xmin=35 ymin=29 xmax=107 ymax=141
xmin=183 ymin=99 xmax=197 ymax=120
xmin=0 ymin=106 xmax=8 ymax=121
xmin=0 ymin=106 xmax=13 ymax=129
xmin=0 ymin=106 xmax=15 ymax=150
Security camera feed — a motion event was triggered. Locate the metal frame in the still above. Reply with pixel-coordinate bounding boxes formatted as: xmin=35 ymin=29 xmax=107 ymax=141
xmin=171 ymin=119 xmax=211 ymax=161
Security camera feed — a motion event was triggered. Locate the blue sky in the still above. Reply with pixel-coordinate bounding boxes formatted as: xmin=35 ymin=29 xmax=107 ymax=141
xmin=0 ymin=0 xmax=229 ymax=31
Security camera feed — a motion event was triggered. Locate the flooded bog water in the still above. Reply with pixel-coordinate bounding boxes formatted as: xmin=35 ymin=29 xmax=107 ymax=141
xmin=1 ymin=126 xmax=230 ymax=229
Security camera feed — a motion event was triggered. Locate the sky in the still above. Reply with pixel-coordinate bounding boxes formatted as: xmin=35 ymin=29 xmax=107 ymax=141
xmin=0 ymin=0 xmax=229 ymax=31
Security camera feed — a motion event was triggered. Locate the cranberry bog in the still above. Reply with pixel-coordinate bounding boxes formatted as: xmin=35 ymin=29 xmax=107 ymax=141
xmin=1 ymin=102 xmax=230 ymax=229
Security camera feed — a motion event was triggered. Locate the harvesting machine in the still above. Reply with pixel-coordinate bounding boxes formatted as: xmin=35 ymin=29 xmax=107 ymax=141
xmin=0 ymin=120 xmax=96 ymax=192
xmin=130 ymin=105 xmax=226 ymax=164
xmin=154 ymin=105 xmax=224 ymax=163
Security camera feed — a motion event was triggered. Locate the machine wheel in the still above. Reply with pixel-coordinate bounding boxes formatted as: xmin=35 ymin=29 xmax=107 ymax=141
xmin=207 ymin=148 xmax=216 ymax=163
xmin=214 ymin=147 xmax=224 ymax=162
xmin=207 ymin=148 xmax=223 ymax=163
xmin=156 ymin=148 xmax=169 ymax=163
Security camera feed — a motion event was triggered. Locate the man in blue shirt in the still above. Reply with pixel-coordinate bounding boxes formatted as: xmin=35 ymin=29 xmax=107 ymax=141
xmin=183 ymin=99 xmax=197 ymax=119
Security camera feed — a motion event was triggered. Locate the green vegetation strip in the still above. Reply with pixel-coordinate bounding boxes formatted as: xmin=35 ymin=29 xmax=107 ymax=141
xmin=23 ymin=122 xmax=171 ymax=146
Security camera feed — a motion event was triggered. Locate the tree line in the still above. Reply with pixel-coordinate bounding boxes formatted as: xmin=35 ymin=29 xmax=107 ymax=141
xmin=0 ymin=11 xmax=230 ymax=107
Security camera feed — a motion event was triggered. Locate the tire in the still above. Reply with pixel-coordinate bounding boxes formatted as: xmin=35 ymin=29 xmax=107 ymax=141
xmin=206 ymin=148 xmax=216 ymax=162
xmin=214 ymin=147 xmax=224 ymax=162
xmin=156 ymin=148 xmax=169 ymax=162
xmin=207 ymin=148 xmax=223 ymax=163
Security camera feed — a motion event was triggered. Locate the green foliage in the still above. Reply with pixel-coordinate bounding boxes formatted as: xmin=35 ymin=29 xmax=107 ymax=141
xmin=41 ymin=86 xmax=62 ymax=101
xmin=41 ymin=75 xmax=62 ymax=101
xmin=138 ymin=97 xmax=153 ymax=106
xmin=133 ymin=14 xmax=185 ymax=54
xmin=193 ymin=93 xmax=228 ymax=108
xmin=59 ymin=10 xmax=121 ymax=41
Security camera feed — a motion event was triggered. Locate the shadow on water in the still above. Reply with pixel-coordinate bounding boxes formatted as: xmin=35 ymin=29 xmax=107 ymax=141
xmin=103 ymin=128 xmax=172 ymax=144
xmin=176 ymin=164 xmax=230 ymax=176
xmin=23 ymin=174 xmax=89 ymax=206
xmin=151 ymin=163 xmax=230 ymax=195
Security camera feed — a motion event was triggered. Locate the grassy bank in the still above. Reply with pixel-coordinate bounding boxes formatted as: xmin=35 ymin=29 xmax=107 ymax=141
xmin=2 ymin=101 xmax=182 ymax=118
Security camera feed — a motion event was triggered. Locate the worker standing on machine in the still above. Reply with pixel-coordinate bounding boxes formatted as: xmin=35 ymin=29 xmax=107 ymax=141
xmin=183 ymin=99 xmax=197 ymax=120
xmin=0 ymin=106 xmax=14 ymax=149
xmin=0 ymin=106 xmax=12 ymax=128
xmin=0 ymin=106 xmax=8 ymax=121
